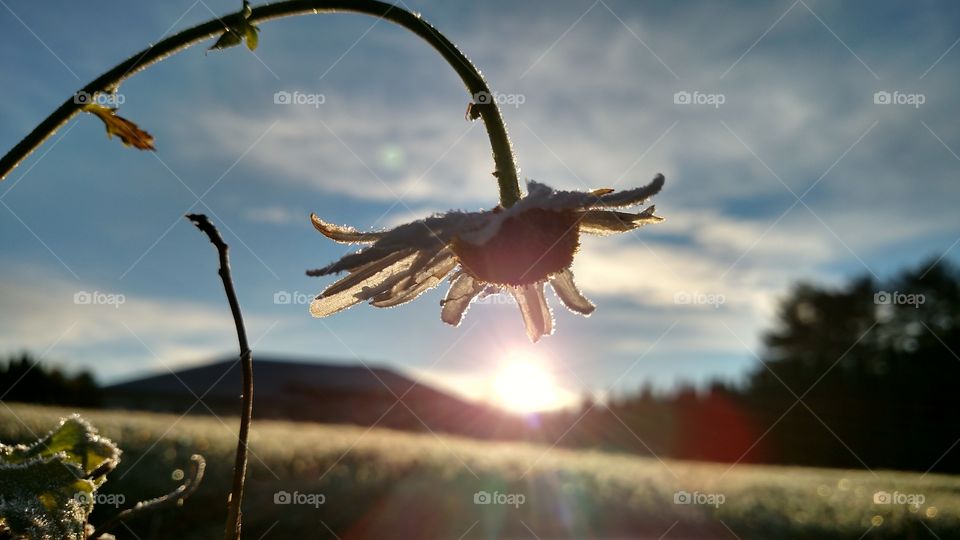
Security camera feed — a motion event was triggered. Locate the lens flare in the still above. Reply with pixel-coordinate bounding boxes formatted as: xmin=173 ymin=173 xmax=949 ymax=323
xmin=493 ymin=357 xmax=558 ymax=413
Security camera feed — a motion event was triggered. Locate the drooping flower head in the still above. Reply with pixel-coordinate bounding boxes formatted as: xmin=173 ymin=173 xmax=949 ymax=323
xmin=307 ymin=174 xmax=664 ymax=342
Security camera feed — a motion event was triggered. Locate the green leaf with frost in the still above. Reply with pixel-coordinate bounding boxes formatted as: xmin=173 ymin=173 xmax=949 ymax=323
xmin=209 ymin=2 xmax=260 ymax=52
xmin=1 ymin=415 xmax=120 ymax=482
xmin=0 ymin=416 xmax=120 ymax=540
xmin=0 ymin=459 xmax=94 ymax=540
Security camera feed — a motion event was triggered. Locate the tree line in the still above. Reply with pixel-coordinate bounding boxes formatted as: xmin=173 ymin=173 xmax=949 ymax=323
xmin=542 ymin=257 xmax=960 ymax=473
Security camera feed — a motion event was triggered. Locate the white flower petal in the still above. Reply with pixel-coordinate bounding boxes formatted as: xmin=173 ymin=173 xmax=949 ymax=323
xmin=577 ymin=207 xmax=663 ymax=235
xmin=353 ymin=249 xmax=438 ymax=301
xmin=509 ymin=282 xmax=554 ymax=342
xmin=520 ymin=174 xmax=664 ymax=212
xmin=371 ymin=250 xmax=458 ymax=308
xmin=311 ymin=213 xmax=386 ymax=244
xmin=593 ymin=173 xmax=664 ymax=208
xmin=321 ymin=250 xmax=417 ymax=296
xmin=440 ymin=273 xmax=484 ymax=326
xmin=310 ymin=251 xmax=420 ymax=318
xmin=478 ymin=284 xmax=503 ymax=299
xmin=548 ymin=269 xmax=596 ymax=315
xmin=310 ymin=212 xmax=485 ymax=275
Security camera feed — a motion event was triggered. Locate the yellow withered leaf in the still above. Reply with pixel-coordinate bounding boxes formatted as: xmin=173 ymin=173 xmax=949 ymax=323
xmin=82 ymin=103 xmax=155 ymax=151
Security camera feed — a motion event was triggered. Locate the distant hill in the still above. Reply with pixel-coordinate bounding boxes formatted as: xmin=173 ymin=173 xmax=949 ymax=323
xmin=104 ymin=357 xmax=525 ymax=440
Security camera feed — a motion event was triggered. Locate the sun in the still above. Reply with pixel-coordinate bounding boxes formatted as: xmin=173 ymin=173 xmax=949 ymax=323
xmin=493 ymin=356 xmax=559 ymax=414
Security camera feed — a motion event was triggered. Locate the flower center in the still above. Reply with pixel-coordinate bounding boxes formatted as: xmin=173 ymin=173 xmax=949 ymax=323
xmin=452 ymin=208 xmax=580 ymax=286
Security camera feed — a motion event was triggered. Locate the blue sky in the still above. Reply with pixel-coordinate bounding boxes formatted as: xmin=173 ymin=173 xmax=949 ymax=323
xmin=1 ymin=0 xmax=958 ymax=409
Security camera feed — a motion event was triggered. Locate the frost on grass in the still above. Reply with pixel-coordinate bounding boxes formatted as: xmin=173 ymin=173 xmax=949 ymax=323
xmin=0 ymin=415 xmax=120 ymax=540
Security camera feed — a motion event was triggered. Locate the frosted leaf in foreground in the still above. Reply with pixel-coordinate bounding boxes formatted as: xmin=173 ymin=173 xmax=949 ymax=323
xmin=307 ymin=175 xmax=665 ymax=342
xmin=0 ymin=415 xmax=120 ymax=540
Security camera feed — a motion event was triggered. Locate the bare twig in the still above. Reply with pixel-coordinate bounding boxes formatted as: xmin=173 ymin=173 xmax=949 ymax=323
xmin=186 ymin=214 xmax=253 ymax=540
xmin=89 ymin=454 xmax=206 ymax=539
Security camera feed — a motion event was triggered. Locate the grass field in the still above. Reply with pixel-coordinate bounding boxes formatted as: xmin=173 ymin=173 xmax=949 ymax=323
xmin=1 ymin=403 xmax=957 ymax=539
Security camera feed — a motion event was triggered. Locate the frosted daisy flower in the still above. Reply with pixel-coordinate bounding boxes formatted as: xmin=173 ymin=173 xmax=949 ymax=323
xmin=307 ymin=174 xmax=665 ymax=342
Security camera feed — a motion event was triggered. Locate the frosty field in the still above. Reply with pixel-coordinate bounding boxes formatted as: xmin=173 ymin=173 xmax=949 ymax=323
xmin=1 ymin=404 xmax=956 ymax=539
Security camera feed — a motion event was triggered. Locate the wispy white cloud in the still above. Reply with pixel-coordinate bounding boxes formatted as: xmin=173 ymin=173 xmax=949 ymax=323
xmin=0 ymin=266 xmax=272 ymax=382
xmin=243 ymin=204 xmax=304 ymax=226
xmin=191 ymin=98 xmax=497 ymax=205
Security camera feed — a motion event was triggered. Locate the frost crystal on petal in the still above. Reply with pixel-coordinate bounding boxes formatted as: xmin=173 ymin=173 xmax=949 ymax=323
xmin=371 ymin=249 xmax=458 ymax=308
xmin=310 ymin=250 xmax=420 ymax=317
xmin=311 ymin=214 xmax=386 ymax=244
xmin=520 ymin=174 xmax=664 ymax=212
xmin=548 ymin=268 xmax=596 ymax=315
xmin=577 ymin=207 xmax=663 ymax=235
xmin=441 ymin=273 xmax=484 ymax=326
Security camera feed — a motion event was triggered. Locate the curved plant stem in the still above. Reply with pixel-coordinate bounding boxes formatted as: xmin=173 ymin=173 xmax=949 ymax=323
xmin=186 ymin=214 xmax=252 ymax=540
xmin=89 ymin=454 xmax=206 ymax=540
xmin=0 ymin=0 xmax=523 ymax=206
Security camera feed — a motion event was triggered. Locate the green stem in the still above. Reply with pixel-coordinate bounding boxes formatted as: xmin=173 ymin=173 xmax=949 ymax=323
xmin=0 ymin=0 xmax=523 ymax=206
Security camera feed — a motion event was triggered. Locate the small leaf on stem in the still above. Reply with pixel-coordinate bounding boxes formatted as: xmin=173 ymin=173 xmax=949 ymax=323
xmin=210 ymin=29 xmax=243 ymax=50
xmin=209 ymin=1 xmax=260 ymax=52
xmin=245 ymin=24 xmax=260 ymax=51
xmin=82 ymin=104 xmax=155 ymax=151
